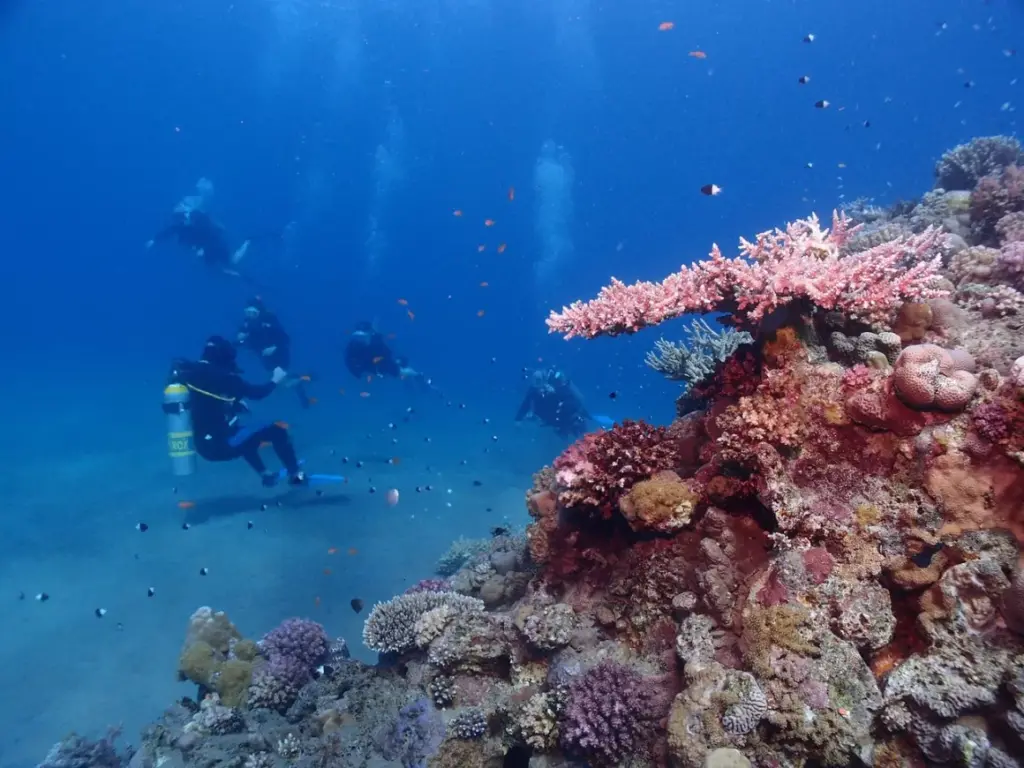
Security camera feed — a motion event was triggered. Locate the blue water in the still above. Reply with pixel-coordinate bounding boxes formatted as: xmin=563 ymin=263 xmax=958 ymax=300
xmin=0 ymin=0 xmax=1019 ymax=765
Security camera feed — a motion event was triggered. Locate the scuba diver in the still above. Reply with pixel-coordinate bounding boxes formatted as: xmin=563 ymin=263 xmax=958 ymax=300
xmin=168 ymin=336 xmax=306 ymax=487
xmin=235 ymin=296 xmax=311 ymax=408
xmin=146 ymin=177 xmax=252 ymax=279
xmin=344 ymin=322 xmax=432 ymax=392
xmin=515 ymin=367 xmax=592 ymax=438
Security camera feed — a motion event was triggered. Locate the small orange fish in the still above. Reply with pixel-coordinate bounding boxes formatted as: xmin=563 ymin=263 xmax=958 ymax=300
xmin=688 ymin=50 xmax=707 ymax=59
xmin=328 ymin=547 xmax=339 ymax=555
xmin=407 ymin=310 xmax=415 ymax=320
xmin=359 ymin=391 xmax=371 ymax=398
xmin=366 ymin=375 xmax=373 ymax=383
xmin=275 ymin=420 xmax=290 ymax=430
xmin=397 ymin=298 xmax=408 ymax=305
xmin=477 ymin=245 xmax=486 ymax=253
xmin=308 ymin=397 xmax=319 ymax=405
xmin=658 ymin=21 xmax=674 ymax=31
xmin=323 ymin=568 xmax=332 ymax=576
xmin=299 ymin=375 xmax=312 ymax=382
xmin=390 ymin=456 xmax=401 ymax=465
xmin=838 ymin=162 xmax=847 ymax=168
xmin=477 ymin=309 xmax=486 ymax=317
xmin=339 ymin=388 xmax=346 ymax=395
xmin=314 ymin=596 xmax=321 ymax=607
xmin=508 ymin=186 xmax=515 ymax=201
xmin=259 ymin=441 xmax=272 ymax=448
xmin=372 ymin=356 xmax=384 ymax=364
xmin=484 ymin=219 xmax=495 ymax=227
xmin=348 ymin=547 xmax=359 ymax=556
xmin=480 ymin=281 xmax=489 ymax=287
xmin=177 ymin=501 xmax=196 ymax=510
xmin=497 ymin=243 xmax=507 ymax=253
xmin=453 ymin=209 xmax=463 ymax=217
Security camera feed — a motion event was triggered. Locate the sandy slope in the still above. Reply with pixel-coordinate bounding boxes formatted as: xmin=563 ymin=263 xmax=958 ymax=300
xmin=0 ymin=384 xmax=548 ymax=768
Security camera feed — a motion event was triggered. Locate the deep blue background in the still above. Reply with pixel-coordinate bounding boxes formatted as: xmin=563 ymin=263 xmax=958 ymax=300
xmin=1 ymin=0 xmax=1019 ymax=424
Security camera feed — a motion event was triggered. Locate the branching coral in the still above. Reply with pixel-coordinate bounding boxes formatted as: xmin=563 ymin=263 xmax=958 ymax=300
xmin=363 ymin=592 xmax=484 ymax=654
xmin=970 ymin=165 xmax=1024 ymax=244
xmin=548 ymin=212 xmax=947 ymax=339
xmin=935 ymin=135 xmax=1022 ymax=191
xmin=646 ymin=318 xmax=753 ymax=388
xmin=559 ymin=662 xmax=663 ymax=766
xmin=261 ymin=617 xmax=329 ymax=670
xmin=553 ymin=419 xmax=678 ymax=515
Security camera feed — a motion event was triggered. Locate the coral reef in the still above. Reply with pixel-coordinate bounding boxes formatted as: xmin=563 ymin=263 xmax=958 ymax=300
xmin=44 ymin=136 xmax=1024 ymax=768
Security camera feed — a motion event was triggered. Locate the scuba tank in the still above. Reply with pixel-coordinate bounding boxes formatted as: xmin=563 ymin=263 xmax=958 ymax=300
xmin=164 ymin=360 xmax=196 ymax=476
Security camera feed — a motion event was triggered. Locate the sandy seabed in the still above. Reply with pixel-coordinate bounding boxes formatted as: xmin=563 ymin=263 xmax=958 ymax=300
xmin=0 ymin=378 xmax=552 ymax=768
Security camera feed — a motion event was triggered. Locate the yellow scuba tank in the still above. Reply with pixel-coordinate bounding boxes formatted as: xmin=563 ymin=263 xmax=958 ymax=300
xmin=163 ymin=377 xmax=196 ymax=476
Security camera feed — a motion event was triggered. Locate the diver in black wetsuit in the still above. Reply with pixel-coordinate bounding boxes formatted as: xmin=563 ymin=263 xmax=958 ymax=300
xmin=169 ymin=336 xmax=306 ymax=487
xmin=344 ymin=322 xmax=431 ymax=391
xmin=235 ymin=297 xmax=311 ymax=408
xmin=146 ymin=178 xmax=251 ymax=276
xmin=515 ymin=367 xmax=591 ymax=438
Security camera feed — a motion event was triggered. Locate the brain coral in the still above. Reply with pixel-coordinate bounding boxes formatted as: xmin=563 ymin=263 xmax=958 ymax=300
xmin=893 ymin=344 xmax=978 ymax=411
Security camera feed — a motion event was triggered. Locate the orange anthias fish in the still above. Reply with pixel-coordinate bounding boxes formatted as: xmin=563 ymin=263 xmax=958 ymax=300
xmin=327 ymin=547 xmax=339 ymax=555
xmin=508 ymin=186 xmax=515 ymax=201
xmin=480 ymin=281 xmax=489 ymax=288
xmin=477 ymin=309 xmax=486 ymax=317
xmin=477 ymin=245 xmax=486 ymax=253
xmin=397 ymin=298 xmax=409 ymax=306
xmin=689 ymin=50 xmax=707 ymax=59
xmin=323 ymin=568 xmax=333 ymax=576
xmin=275 ymin=421 xmax=290 ymax=430
xmin=484 ymin=219 xmax=495 ymax=227
xmin=497 ymin=243 xmax=507 ymax=253
xmin=372 ymin=356 xmax=384 ymax=365
xmin=307 ymin=397 xmax=319 ymax=406
xmin=453 ymin=209 xmax=463 ymax=217
xmin=359 ymin=391 xmax=371 ymax=398
xmin=299 ymin=375 xmax=312 ymax=382
xmin=348 ymin=547 xmax=358 ymax=556
xmin=177 ymin=501 xmax=196 ymax=510
xmin=407 ymin=310 xmax=415 ymax=320
xmin=259 ymin=441 xmax=272 ymax=448
xmin=658 ymin=21 xmax=674 ymax=31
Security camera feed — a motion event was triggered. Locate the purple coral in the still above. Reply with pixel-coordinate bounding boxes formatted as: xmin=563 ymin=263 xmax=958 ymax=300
xmin=971 ymin=401 xmax=1011 ymax=443
xmin=248 ymin=654 xmax=310 ymax=712
xmin=559 ymin=662 xmax=661 ymax=766
xmin=374 ymin=698 xmax=445 ymax=768
xmin=261 ymin=617 xmax=329 ymax=669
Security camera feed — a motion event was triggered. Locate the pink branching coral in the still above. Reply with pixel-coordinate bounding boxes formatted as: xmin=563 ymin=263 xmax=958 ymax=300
xmin=547 ymin=212 xmax=947 ymax=339
xmin=892 ymin=344 xmax=978 ymax=411
xmin=559 ymin=662 xmax=662 ymax=766
xmin=553 ymin=420 xmax=678 ymax=515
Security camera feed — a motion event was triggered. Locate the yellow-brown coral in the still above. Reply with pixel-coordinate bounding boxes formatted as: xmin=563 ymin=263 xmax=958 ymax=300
xmin=618 ymin=471 xmax=700 ymax=533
